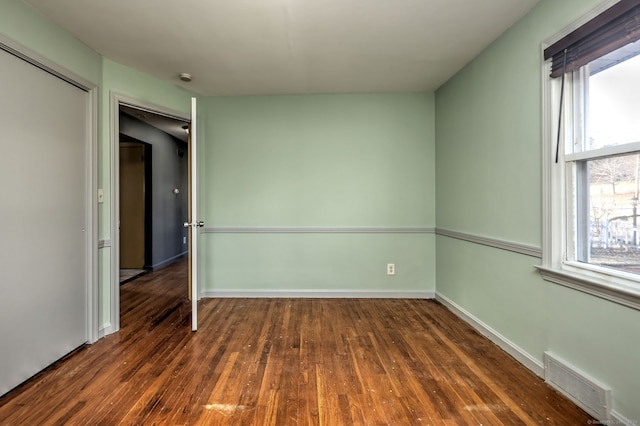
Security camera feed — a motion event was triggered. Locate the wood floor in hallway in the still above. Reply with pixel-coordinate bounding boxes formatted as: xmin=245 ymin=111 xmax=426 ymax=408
xmin=0 ymin=258 xmax=593 ymax=425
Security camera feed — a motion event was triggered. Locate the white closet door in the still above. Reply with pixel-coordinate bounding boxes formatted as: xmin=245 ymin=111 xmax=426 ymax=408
xmin=0 ymin=47 xmax=89 ymax=396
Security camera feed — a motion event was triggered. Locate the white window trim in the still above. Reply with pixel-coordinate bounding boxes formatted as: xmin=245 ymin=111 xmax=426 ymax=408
xmin=539 ymin=0 xmax=640 ymax=311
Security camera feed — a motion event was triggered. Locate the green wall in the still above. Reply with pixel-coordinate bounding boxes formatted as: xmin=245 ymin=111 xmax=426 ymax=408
xmin=203 ymin=94 xmax=436 ymax=294
xmin=0 ymin=0 xmax=101 ymax=85
xmin=435 ymin=0 xmax=640 ymax=421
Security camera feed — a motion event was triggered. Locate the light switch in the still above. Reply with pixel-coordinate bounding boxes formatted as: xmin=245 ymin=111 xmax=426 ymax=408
xmin=98 ymin=188 xmax=104 ymax=203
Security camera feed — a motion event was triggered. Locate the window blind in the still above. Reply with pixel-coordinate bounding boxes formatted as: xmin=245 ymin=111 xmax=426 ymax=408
xmin=544 ymin=0 xmax=640 ymax=78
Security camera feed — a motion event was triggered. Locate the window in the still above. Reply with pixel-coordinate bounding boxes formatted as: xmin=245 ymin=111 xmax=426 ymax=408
xmin=540 ymin=0 xmax=640 ymax=309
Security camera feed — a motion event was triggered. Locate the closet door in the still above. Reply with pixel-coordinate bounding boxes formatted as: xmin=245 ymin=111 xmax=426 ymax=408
xmin=0 ymin=47 xmax=89 ymax=396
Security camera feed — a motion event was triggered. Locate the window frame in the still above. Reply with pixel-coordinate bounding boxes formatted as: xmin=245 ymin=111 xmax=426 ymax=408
xmin=539 ymin=0 xmax=640 ymax=310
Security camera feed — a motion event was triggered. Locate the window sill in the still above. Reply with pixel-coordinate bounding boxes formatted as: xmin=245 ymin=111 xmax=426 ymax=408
xmin=535 ymin=265 xmax=640 ymax=311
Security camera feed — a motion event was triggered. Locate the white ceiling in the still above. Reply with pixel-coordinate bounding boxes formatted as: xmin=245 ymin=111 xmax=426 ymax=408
xmin=24 ymin=0 xmax=540 ymax=96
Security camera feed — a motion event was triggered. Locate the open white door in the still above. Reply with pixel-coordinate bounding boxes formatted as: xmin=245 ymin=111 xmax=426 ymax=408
xmin=185 ymin=97 xmax=202 ymax=331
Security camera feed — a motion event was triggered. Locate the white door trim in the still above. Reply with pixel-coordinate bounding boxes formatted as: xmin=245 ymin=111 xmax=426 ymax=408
xmin=109 ymin=92 xmax=190 ymax=334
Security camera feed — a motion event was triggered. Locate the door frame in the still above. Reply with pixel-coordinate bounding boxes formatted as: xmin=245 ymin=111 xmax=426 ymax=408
xmin=0 ymin=35 xmax=99 ymax=344
xmin=109 ymin=93 xmax=190 ymax=333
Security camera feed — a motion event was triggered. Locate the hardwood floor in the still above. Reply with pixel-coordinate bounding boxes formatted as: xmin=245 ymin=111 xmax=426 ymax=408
xmin=0 ymin=258 xmax=593 ymax=425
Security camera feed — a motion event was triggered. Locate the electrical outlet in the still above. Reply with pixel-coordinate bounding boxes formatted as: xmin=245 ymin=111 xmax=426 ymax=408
xmin=183 ymin=237 xmax=187 ymax=244
xmin=387 ymin=263 xmax=395 ymax=275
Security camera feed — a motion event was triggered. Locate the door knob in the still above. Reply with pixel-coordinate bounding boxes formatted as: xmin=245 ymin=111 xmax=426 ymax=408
xmin=183 ymin=221 xmax=205 ymax=228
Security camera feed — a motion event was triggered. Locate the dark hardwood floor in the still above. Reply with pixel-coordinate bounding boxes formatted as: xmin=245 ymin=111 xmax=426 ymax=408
xmin=0 ymin=258 xmax=593 ymax=425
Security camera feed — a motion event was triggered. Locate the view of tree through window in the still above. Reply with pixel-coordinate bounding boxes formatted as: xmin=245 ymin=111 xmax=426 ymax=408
xmin=586 ymin=48 xmax=640 ymax=274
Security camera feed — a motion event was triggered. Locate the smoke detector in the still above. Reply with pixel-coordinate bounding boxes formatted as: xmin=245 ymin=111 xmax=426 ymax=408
xmin=179 ymin=73 xmax=192 ymax=82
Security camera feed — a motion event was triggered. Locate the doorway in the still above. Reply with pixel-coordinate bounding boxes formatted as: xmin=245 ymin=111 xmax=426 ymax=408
xmin=113 ymin=98 xmax=190 ymax=331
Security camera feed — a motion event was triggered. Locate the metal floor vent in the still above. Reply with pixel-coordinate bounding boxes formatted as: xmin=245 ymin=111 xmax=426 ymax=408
xmin=544 ymin=352 xmax=611 ymax=421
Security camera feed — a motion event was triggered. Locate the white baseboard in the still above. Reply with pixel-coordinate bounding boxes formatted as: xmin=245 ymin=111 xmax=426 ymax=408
xmin=98 ymin=322 xmax=113 ymax=338
xmin=435 ymin=292 xmax=545 ymax=378
xmin=610 ymin=410 xmax=635 ymax=426
xmin=200 ymin=290 xmax=435 ymax=299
